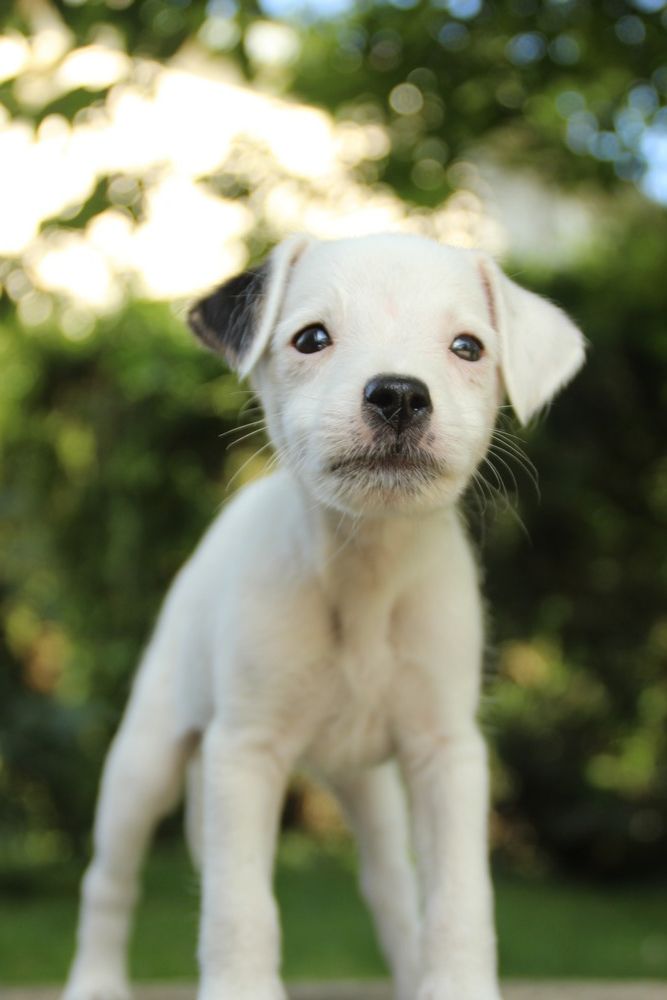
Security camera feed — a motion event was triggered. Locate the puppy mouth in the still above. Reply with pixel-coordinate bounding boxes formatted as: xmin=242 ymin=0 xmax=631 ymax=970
xmin=328 ymin=444 xmax=446 ymax=481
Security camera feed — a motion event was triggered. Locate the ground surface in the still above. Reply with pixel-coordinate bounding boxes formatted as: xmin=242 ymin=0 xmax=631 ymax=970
xmin=3 ymin=982 xmax=666 ymax=1000
xmin=4 ymin=840 xmax=667 ymax=985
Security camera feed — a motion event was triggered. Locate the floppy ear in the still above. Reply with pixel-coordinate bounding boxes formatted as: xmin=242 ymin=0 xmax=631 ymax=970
xmin=476 ymin=254 xmax=586 ymax=425
xmin=188 ymin=234 xmax=311 ymax=376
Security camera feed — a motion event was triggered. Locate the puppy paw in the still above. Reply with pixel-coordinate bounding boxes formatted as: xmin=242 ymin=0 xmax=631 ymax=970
xmin=62 ymin=975 xmax=131 ymax=1000
xmin=198 ymin=976 xmax=287 ymax=1000
xmin=417 ymin=973 xmax=502 ymax=1000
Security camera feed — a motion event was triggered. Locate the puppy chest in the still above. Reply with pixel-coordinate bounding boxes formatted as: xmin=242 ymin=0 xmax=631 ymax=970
xmin=305 ymin=686 xmax=393 ymax=773
xmin=304 ymin=625 xmax=398 ymax=773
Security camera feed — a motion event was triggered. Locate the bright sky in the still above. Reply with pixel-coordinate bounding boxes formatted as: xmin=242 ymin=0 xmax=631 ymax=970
xmin=259 ymin=0 xmax=356 ymax=17
xmin=2 ymin=5 xmax=663 ymax=330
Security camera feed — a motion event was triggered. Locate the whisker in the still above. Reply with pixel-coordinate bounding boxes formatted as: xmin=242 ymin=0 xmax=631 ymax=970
xmin=482 ymin=455 xmax=532 ymax=541
xmin=489 ymin=436 xmax=540 ymax=499
xmin=218 ymin=418 xmax=266 ymax=442
xmin=467 ymin=470 xmax=490 ymax=520
xmin=486 ymin=449 xmax=520 ymax=499
xmin=479 ymin=455 xmax=510 ymax=505
xmin=225 ymin=440 xmax=275 ymax=493
xmin=239 ymin=396 xmax=262 ymax=416
xmin=223 ymin=425 xmax=268 ymax=451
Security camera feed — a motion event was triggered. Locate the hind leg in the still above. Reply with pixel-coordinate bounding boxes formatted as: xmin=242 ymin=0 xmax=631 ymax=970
xmin=63 ymin=666 xmax=191 ymax=1000
xmin=332 ymin=763 xmax=421 ymax=1000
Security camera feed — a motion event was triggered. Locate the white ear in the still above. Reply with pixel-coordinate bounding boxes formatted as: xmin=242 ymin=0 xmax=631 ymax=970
xmin=188 ymin=234 xmax=312 ymax=376
xmin=477 ymin=254 xmax=586 ymax=425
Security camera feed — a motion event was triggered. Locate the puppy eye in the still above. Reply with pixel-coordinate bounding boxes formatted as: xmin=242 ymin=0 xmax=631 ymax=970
xmin=293 ymin=324 xmax=332 ymax=354
xmin=450 ymin=333 xmax=484 ymax=362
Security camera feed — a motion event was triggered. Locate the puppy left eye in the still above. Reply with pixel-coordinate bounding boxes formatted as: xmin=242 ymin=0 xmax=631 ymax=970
xmin=293 ymin=324 xmax=332 ymax=354
xmin=450 ymin=334 xmax=484 ymax=362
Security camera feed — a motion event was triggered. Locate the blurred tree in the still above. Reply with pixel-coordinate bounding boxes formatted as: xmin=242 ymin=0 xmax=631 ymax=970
xmin=0 ymin=299 xmax=265 ymax=852
xmin=291 ymin=0 xmax=667 ymax=203
xmin=1 ymin=1 xmax=666 ymax=205
xmin=485 ymin=206 xmax=667 ymax=876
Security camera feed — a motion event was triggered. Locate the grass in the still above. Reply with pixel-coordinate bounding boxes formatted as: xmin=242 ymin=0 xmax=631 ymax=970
xmin=1 ymin=834 xmax=666 ymax=984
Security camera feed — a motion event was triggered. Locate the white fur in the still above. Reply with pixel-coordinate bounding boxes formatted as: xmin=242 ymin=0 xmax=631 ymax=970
xmin=63 ymin=234 xmax=585 ymax=1000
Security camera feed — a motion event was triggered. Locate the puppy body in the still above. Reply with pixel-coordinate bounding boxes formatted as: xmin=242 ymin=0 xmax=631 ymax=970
xmin=64 ymin=234 xmax=584 ymax=1000
xmin=167 ymin=470 xmax=480 ymax=757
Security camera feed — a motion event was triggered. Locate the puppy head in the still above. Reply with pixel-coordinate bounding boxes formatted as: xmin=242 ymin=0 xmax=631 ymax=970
xmin=189 ymin=234 xmax=585 ymax=515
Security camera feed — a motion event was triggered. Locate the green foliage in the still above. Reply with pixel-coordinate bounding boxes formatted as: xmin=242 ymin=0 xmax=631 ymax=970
xmin=291 ymin=0 xmax=667 ymax=201
xmin=0 ymin=301 xmax=262 ymax=852
xmin=483 ymin=208 xmax=667 ymax=876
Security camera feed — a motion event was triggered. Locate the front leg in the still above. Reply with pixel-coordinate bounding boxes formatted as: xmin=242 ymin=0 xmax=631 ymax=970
xmin=198 ymin=723 xmax=290 ymax=1000
xmin=401 ymin=725 xmax=501 ymax=1000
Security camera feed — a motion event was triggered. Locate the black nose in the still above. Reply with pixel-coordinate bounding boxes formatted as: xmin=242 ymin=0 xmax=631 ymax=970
xmin=363 ymin=374 xmax=433 ymax=435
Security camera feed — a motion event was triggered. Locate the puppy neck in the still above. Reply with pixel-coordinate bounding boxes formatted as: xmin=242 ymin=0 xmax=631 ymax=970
xmin=293 ymin=476 xmax=457 ymax=579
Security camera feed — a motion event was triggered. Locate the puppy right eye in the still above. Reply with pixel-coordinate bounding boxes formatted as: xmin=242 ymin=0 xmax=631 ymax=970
xmin=293 ymin=325 xmax=332 ymax=354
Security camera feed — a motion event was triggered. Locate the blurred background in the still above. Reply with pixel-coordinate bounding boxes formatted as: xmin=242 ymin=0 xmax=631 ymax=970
xmin=1 ymin=0 xmax=666 ymax=986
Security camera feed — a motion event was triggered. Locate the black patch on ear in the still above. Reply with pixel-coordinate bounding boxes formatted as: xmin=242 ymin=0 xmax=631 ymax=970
xmin=188 ymin=264 xmax=267 ymax=363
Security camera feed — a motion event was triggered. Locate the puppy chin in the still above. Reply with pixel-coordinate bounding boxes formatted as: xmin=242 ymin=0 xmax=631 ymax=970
xmin=311 ymin=460 xmax=464 ymax=517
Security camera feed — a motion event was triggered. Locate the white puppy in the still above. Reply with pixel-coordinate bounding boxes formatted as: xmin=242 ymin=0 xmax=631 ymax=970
xmin=64 ymin=233 xmax=585 ymax=1000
